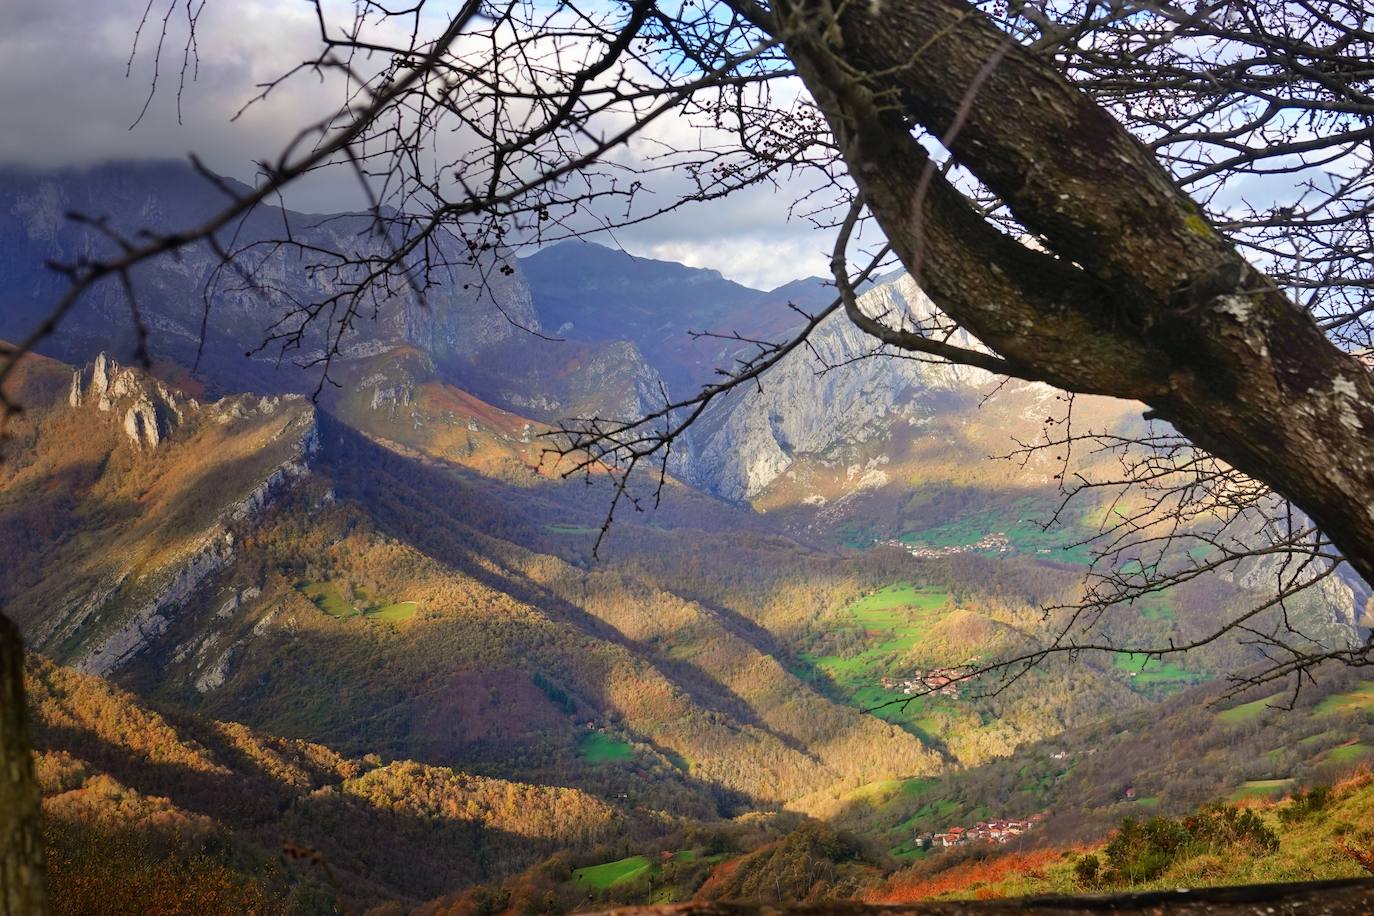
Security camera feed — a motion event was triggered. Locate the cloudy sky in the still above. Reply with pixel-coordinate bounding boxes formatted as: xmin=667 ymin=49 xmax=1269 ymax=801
xmin=0 ymin=0 xmax=840 ymax=289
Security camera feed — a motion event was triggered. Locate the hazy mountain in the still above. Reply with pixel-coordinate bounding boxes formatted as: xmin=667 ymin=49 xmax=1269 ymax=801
xmin=0 ymin=161 xmax=536 ymax=395
xmin=520 ymin=240 xmax=832 ymax=394
xmin=0 ymin=161 xmax=668 ymax=428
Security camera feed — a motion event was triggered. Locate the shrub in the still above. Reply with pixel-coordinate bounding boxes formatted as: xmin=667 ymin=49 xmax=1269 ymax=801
xmin=1185 ymin=804 xmax=1280 ymax=855
xmin=1105 ymin=816 xmax=1191 ymax=883
xmin=1073 ymin=854 xmax=1100 ymax=886
xmin=1278 ymin=785 xmax=1332 ymax=825
xmin=1103 ymin=805 xmax=1279 ymax=886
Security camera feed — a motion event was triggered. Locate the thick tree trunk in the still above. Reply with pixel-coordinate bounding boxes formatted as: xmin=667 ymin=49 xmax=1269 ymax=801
xmin=770 ymin=0 xmax=1374 ymax=587
xmin=0 ymin=615 xmax=46 ymax=916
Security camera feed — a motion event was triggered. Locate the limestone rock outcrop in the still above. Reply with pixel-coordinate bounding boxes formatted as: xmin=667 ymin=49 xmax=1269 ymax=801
xmin=689 ymin=273 xmax=987 ymax=500
xmin=69 ymin=352 xmax=191 ymax=448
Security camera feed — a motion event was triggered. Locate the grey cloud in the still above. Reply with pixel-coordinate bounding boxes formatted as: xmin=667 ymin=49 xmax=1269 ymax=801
xmin=0 ymin=0 xmax=836 ymax=288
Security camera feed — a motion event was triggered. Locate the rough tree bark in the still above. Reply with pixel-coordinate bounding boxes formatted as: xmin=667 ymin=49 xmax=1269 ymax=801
xmin=766 ymin=0 xmax=1374 ymax=586
xmin=0 ymin=615 xmax=46 ymax=916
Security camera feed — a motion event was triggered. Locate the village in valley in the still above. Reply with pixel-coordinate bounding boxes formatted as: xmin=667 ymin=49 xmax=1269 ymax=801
xmin=880 ymin=669 xmax=967 ymax=699
xmin=877 ymin=532 xmax=1013 ymax=560
xmin=920 ymin=813 xmax=1048 ymax=850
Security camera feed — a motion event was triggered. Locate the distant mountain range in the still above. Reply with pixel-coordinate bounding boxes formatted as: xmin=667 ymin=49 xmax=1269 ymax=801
xmin=3 ymin=159 xmax=1372 ymax=913
xmin=0 ymin=160 xmax=1022 ymax=507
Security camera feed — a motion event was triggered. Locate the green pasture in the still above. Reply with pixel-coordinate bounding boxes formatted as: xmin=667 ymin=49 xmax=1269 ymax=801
xmin=1218 ymin=694 xmax=1282 ymax=724
xmin=296 ymin=581 xmax=420 ymax=622
xmin=369 ymin=601 xmax=420 ymax=621
xmin=1229 ymin=778 xmax=1294 ymax=801
xmin=899 ymin=497 xmax=1095 ymax=563
xmin=1112 ymin=652 xmax=1202 ymax=694
xmin=843 ymin=776 xmax=935 ymax=809
xmin=300 ymin=581 xmax=356 ymax=617
xmin=572 ymin=851 xmax=702 ymax=890
xmin=1136 ymin=595 xmax=1175 ymax=621
xmin=1328 ymin=743 xmax=1374 ymax=765
xmin=579 ymin=731 xmax=635 ymax=764
xmin=573 ymin=856 xmax=654 ymax=889
xmin=812 ymin=584 xmax=951 ymax=682
xmin=1315 ymin=683 xmax=1374 ymax=716
xmin=805 ymin=583 xmax=978 ymax=740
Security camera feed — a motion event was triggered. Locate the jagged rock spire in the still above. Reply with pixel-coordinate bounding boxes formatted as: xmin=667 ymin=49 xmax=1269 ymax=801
xmin=70 ymin=352 xmax=186 ymax=449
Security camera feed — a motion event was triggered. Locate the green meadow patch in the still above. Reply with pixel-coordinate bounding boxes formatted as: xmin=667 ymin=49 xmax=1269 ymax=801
xmin=805 ymin=584 xmax=967 ymax=737
xmin=1328 ymin=743 xmax=1374 ymax=765
xmin=573 ymin=855 xmax=654 ymax=889
xmin=899 ymin=496 xmax=1095 ymax=564
xmin=296 ymin=581 xmax=420 ymax=622
xmin=1112 ymin=652 xmax=1204 ymax=696
xmin=850 ymin=584 xmax=950 ymax=616
xmin=1218 ymin=694 xmax=1283 ymax=724
xmin=300 ymin=581 xmax=356 ymax=617
xmin=572 ymin=851 xmax=701 ymax=890
xmin=842 ymin=776 xmax=935 ymax=808
xmin=1315 ymin=683 xmax=1374 ymax=716
xmin=368 ymin=601 xmax=420 ymax=622
xmin=544 ymin=523 xmax=600 ymax=535
xmin=1136 ymin=596 xmax=1175 ymax=621
xmin=818 ymin=584 xmax=951 ymax=669
xmin=1229 ymin=778 xmax=1294 ymax=801
xmin=579 ymin=731 xmax=635 ymax=764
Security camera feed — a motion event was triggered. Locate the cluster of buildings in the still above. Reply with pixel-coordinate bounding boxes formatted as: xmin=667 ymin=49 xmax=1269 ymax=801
xmin=880 ymin=669 xmax=965 ymax=698
xmin=877 ymin=532 xmax=1012 ymax=559
xmin=919 ymin=813 xmax=1047 ymax=849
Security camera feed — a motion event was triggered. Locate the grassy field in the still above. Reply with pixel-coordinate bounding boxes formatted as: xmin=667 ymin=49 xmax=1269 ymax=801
xmin=578 ymin=731 xmax=635 ymax=764
xmin=572 ymin=851 xmax=702 ymax=890
xmin=1228 ymin=778 xmax=1295 ymax=801
xmin=296 ymin=581 xmax=420 ymax=622
xmin=1327 ymin=743 xmax=1374 ymax=765
xmin=1136 ymin=595 xmax=1175 ymax=621
xmin=875 ymin=772 xmax=1374 ymax=902
xmin=1217 ymin=694 xmax=1282 ymax=724
xmin=1111 ymin=652 xmax=1203 ymax=693
xmin=545 ymin=523 xmax=600 ymax=535
xmin=1315 ymin=682 xmax=1374 ymax=716
xmin=815 ymin=584 xmax=950 ymax=669
xmin=369 ymin=601 xmax=419 ymax=622
xmin=300 ymin=581 xmax=357 ymax=618
xmin=573 ymin=855 xmax=654 ymax=889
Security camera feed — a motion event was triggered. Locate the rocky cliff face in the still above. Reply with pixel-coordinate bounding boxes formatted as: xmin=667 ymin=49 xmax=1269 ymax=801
xmin=1 ymin=163 xmax=691 ymax=437
xmin=688 ymin=274 xmax=987 ymax=500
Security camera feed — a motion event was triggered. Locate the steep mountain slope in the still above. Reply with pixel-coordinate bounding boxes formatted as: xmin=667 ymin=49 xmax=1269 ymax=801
xmin=6 ymin=342 xmax=1361 ymax=822
xmin=5 ymin=160 xmax=1373 ymax=914
xmin=0 ymin=350 xmax=318 ymax=674
xmin=863 ymin=773 xmax=1374 ymax=903
xmin=4 ymin=345 xmax=1232 ymax=838
xmin=520 ymin=240 xmax=833 ymax=395
xmin=0 ymin=162 xmax=534 ymax=394
xmin=26 ymin=654 xmax=654 ymax=912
